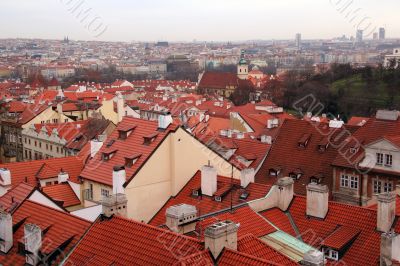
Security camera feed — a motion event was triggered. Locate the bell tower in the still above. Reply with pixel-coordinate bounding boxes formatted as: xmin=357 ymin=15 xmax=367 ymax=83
xmin=237 ymin=50 xmax=248 ymax=80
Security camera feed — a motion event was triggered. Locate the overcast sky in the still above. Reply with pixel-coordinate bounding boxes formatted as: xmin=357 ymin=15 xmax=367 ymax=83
xmin=1 ymin=0 xmax=398 ymax=42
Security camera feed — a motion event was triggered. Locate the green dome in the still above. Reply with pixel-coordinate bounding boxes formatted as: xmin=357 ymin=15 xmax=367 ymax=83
xmin=238 ymin=58 xmax=247 ymax=65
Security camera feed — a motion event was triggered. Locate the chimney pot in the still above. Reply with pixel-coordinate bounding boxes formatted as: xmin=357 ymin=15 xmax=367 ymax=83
xmin=112 ymin=166 xmax=126 ymax=195
xmin=0 ymin=212 xmax=13 ymax=253
xmin=201 ymin=165 xmax=217 ymax=197
xmin=380 ymin=231 xmax=400 ymax=265
xmin=240 ymin=168 xmax=255 ymax=188
xmin=276 ymin=177 xmax=294 ymax=211
xmin=377 ymin=192 xmax=396 ymax=233
xmin=205 ymin=220 xmax=238 ymax=259
xmin=24 ymin=223 xmax=42 ymax=266
xmin=306 ymin=183 xmax=329 ymax=219
xmin=166 ymin=204 xmax=197 ymax=233
xmin=158 ymin=112 xmax=173 ymax=130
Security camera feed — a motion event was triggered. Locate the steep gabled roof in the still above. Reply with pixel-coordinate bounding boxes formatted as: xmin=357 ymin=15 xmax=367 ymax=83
xmin=0 ymin=182 xmax=35 ymax=213
xmin=41 ymin=183 xmax=81 ymax=208
xmin=0 ymin=200 xmax=91 ymax=266
xmin=65 ymin=215 xmax=204 ymax=265
xmin=80 ymin=117 xmax=180 ymax=186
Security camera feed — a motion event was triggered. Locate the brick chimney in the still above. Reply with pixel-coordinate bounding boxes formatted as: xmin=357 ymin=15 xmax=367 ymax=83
xmin=302 ymin=250 xmax=325 ymax=266
xmin=306 ymin=183 xmax=329 ymax=219
xmin=112 ymin=166 xmax=126 ymax=195
xmin=0 ymin=212 xmax=13 ymax=253
xmin=240 ymin=168 xmax=255 ymax=188
xmin=201 ymin=165 xmax=217 ymax=197
xmin=377 ymin=192 xmax=396 ymax=233
xmin=24 ymin=224 xmax=42 ymax=266
xmin=276 ymin=177 xmax=294 ymax=211
xmin=165 ymin=204 xmax=197 ymax=233
xmin=57 ymin=170 xmax=69 ymax=183
xmin=205 ymin=220 xmax=238 ymax=259
xmin=380 ymin=231 xmax=400 ymax=266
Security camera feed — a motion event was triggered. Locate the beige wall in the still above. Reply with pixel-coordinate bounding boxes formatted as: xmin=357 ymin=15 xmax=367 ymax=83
xmin=21 ymin=108 xmax=73 ymax=129
xmin=125 ymin=127 xmax=240 ymax=222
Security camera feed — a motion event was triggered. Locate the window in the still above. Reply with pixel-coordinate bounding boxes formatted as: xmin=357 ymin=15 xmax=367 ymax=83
xmin=374 ymin=180 xmax=382 ymax=194
xmin=101 ymin=188 xmax=110 ymax=198
xmin=340 ymin=174 xmax=349 ymax=187
xmin=323 ymin=248 xmax=339 ymax=261
xmin=373 ymin=180 xmax=393 ymax=194
xmin=350 ymin=176 xmax=359 ymax=189
xmin=376 ymin=153 xmax=383 ymax=165
xmin=384 ymin=182 xmax=393 ymax=193
xmin=385 ymin=154 xmax=393 ymax=167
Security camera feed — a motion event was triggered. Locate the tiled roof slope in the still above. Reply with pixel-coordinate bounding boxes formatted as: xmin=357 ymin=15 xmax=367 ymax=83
xmin=41 ymin=183 xmax=81 ymax=207
xmin=218 ymin=248 xmax=280 ymax=266
xmin=149 ymin=171 xmax=271 ymax=226
xmin=0 ymin=182 xmax=35 ymax=213
xmin=0 ymin=156 xmax=86 ymax=186
xmin=255 ymin=119 xmax=353 ymax=195
xmin=65 ymin=215 xmax=205 ymax=266
xmin=80 ymin=117 xmax=179 ymax=186
xmin=237 ymin=234 xmax=299 ymax=265
xmin=0 ymin=200 xmax=91 ymax=266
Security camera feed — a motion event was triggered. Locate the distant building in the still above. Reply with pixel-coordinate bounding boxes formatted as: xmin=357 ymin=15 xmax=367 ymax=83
xmin=356 ymin=30 xmax=363 ymax=43
xmin=373 ymin=32 xmax=378 ymax=40
xmin=384 ymin=48 xmax=400 ymax=68
xmin=155 ymin=41 xmax=169 ymax=47
xmin=295 ymin=33 xmax=302 ymax=49
xmin=379 ymin=27 xmax=386 ymax=40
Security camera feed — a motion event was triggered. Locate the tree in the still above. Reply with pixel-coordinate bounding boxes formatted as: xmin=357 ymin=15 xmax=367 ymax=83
xmin=230 ymin=82 xmax=255 ymax=106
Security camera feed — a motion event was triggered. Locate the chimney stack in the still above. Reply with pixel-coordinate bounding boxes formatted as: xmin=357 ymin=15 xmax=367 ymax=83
xmin=165 ymin=204 xmax=197 ymax=233
xmin=377 ymin=192 xmax=396 ymax=233
xmin=380 ymin=231 xmax=400 ymax=266
xmin=24 ymin=224 xmax=42 ymax=266
xmin=57 ymin=170 xmax=69 ymax=184
xmin=240 ymin=168 xmax=255 ymax=188
xmin=112 ymin=166 xmax=126 ymax=195
xmin=302 ymin=250 xmax=325 ymax=266
xmin=306 ymin=183 xmax=329 ymax=219
xmin=158 ymin=112 xmax=173 ymax=130
xmin=276 ymin=177 xmax=294 ymax=211
xmin=0 ymin=168 xmax=11 ymax=187
xmin=116 ymin=92 xmax=124 ymax=123
xmin=201 ymin=165 xmax=217 ymax=197
xmin=0 ymin=212 xmax=13 ymax=253
xmin=205 ymin=220 xmax=238 ymax=259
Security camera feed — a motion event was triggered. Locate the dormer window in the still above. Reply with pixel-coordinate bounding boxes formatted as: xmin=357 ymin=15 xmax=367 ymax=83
xmin=289 ymin=169 xmax=303 ymax=180
xmin=323 ymin=248 xmax=339 ymax=261
xmin=298 ymin=133 xmax=311 ymax=148
xmin=385 ymin=154 xmax=393 ymax=167
xmin=376 ymin=153 xmax=384 ymax=165
xmin=102 ymin=148 xmax=117 ymax=161
xmin=318 ymin=137 xmax=329 ymax=152
xmin=124 ymin=153 xmax=141 ymax=168
xmin=143 ymin=132 xmax=158 ymax=145
xmin=310 ymin=174 xmax=323 ymax=184
xmin=118 ymin=124 xmax=136 ymax=140
xmin=269 ymin=167 xmax=281 ymax=177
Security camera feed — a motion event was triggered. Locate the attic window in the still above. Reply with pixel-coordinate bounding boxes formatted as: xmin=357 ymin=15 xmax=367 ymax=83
xmin=323 ymin=248 xmax=339 ymax=261
xmin=214 ymin=196 xmax=222 ymax=202
xmin=106 ymin=139 xmax=115 ymax=148
xmin=74 ymin=134 xmax=83 ymax=142
xmin=298 ymin=133 xmax=311 ymax=148
xmin=118 ymin=124 xmax=137 ymax=140
xmin=124 ymin=153 xmax=141 ymax=167
xmin=192 ymin=188 xmax=200 ymax=197
xmin=318 ymin=137 xmax=329 ymax=152
xmin=269 ymin=167 xmax=281 ymax=177
xmin=310 ymin=174 xmax=323 ymax=184
xmin=102 ymin=148 xmax=117 ymax=161
xmin=289 ymin=169 xmax=303 ymax=180
xmin=143 ymin=132 xmax=158 ymax=145
xmin=239 ymin=190 xmax=249 ymax=200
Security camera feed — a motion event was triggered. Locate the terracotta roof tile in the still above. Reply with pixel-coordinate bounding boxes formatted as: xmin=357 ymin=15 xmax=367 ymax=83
xmin=42 ymin=183 xmax=81 ymax=207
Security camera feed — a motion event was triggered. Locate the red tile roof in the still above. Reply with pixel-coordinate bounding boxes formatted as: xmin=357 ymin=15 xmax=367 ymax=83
xmin=195 ymin=206 xmax=276 ymax=239
xmin=176 ymin=250 xmax=214 ymax=265
xmin=65 ymin=215 xmax=204 ymax=266
xmin=218 ymin=248 xmax=279 ymax=266
xmin=149 ymin=171 xmax=271 ymax=226
xmin=41 ymin=183 xmax=81 ymax=207
xmin=198 ymin=72 xmax=241 ymax=90
xmin=80 ymin=117 xmax=179 ymax=186
xmin=259 ymin=208 xmax=297 ymax=237
xmin=321 ymin=225 xmax=360 ymax=250
xmin=347 ymin=116 xmax=369 ymax=126
xmin=0 ymin=156 xmax=86 ymax=186
xmin=0 ymin=182 xmax=35 ymax=213
xmin=0 ymin=200 xmax=91 ymax=266
xmin=237 ymin=234 xmax=298 ymax=265
xmin=256 ymin=119 xmax=353 ymax=195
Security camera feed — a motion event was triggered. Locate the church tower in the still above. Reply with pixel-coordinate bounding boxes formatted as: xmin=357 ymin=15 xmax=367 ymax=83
xmin=237 ymin=50 xmax=248 ymax=80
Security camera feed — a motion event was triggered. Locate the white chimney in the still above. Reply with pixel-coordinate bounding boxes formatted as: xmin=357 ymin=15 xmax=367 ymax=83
xmin=306 ymin=183 xmax=329 ymax=219
xmin=205 ymin=220 xmax=238 ymax=259
xmin=57 ymin=171 xmax=69 ymax=183
xmin=261 ymin=135 xmax=272 ymax=144
xmin=276 ymin=177 xmax=294 ymax=211
xmin=90 ymin=139 xmax=104 ymax=158
xmin=116 ymin=92 xmax=124 ymax=123
xmin=0 ymin=212 xmax=13 ymax=253
xmin=302 ymin=250 xmax=325 ymax=266
xmin=158 ymin=112 xmax=173 ymax=130
xmin=380 ymin=231 xmax=400 ymax=265
xmin=201 ymin=165 xmax=217 ymax=197
xmin=112 ymin=166 xmax=126 ymax=195
xmin=166 ymin=204 xmax=197 ymax=233
xmin=24 ymin=224 xmax=42 ymax=266
xmin=0 ymin=168 xmax=11 ymax=186
xmin=240 ymin=168 xmax=255 ymax=188
xmin=377 ymin=192 xmax=396 ymax=233
xmin=56 ymin=102 xmax=63 ymax=115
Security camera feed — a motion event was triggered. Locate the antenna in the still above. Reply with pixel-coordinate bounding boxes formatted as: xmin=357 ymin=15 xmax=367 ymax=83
xmin=230 ymin=164 xmax=233 ymax=213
